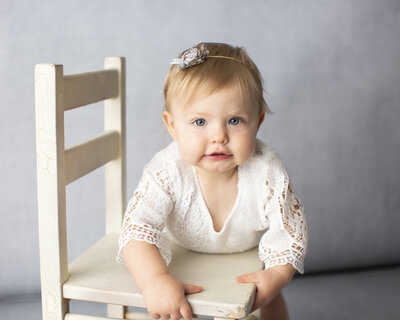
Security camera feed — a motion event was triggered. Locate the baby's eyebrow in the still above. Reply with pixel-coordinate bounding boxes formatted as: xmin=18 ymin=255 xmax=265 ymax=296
xmin=183 ymin=111 xmax=249 ymax=118
xmin=183 ymin=111 xmax=209 ymax=117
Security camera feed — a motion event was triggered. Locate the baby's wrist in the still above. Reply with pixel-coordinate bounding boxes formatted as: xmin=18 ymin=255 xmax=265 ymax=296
xmin=262 ymin=264 xmax=295 ymax=288
xmin=140 ymin=272 xmax=172 ymax=291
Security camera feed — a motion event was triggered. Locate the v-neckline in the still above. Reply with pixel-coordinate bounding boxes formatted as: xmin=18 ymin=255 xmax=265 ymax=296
xmin=191 ymin=165 xmax=242 ymax=234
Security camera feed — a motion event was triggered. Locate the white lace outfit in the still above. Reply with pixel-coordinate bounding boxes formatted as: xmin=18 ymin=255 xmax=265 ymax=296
xmin=116 ymin=139 xmax=308 ymax=274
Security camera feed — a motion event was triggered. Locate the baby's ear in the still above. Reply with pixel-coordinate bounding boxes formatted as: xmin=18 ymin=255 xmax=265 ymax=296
xmin=162 ymin=111 xmax=177 ymax=140
xmin=257 ymin=110 xmax=265 ymax=129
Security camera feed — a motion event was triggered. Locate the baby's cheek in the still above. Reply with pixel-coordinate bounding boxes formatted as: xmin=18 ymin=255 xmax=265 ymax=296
xmin=178 ymin=139 xmax=200 ymax=165
xmin=237 ymin=138 xmax=257 ymax=163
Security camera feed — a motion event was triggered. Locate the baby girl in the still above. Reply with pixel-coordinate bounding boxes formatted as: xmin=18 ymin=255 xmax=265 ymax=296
xmin=117 ymin=42 xmax=308 ymax=320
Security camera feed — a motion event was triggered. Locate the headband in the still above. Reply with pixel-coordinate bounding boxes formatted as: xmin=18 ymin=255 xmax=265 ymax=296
xmin=170 ymin=44 xmax=247 ymax=70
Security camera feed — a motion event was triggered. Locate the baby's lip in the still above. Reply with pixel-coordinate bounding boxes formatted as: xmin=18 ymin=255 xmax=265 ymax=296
xmin=206 ymin=151 xmax=228 ymax=156
xmin=205 ymin=151 xmax=232 ymax=156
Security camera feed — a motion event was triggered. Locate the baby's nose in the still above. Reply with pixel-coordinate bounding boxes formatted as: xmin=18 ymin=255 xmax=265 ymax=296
xmin=209 ymin=125 xmax=228 ymax=144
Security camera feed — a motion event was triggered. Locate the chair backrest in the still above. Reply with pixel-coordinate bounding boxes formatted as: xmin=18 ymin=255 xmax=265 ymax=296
xmin=35 ymin=57 xmax=126 ymax=292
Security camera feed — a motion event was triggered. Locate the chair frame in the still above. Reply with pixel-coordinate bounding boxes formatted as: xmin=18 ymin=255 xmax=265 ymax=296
xmin=35 ymin=57 xmax=127 ymax=319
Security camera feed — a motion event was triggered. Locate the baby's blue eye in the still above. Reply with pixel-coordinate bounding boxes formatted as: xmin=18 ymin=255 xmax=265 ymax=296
xmin=194 ymin=119 xmax=206 ymax=126
xmin=229 ymin=117 xmax=242 ymax=125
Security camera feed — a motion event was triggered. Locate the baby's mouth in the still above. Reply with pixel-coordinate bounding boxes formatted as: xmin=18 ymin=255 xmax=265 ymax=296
xmin=209 ymin=152 xmax=226 ymax=156
xmin=204 ymin=152 xmax=233 ymax=160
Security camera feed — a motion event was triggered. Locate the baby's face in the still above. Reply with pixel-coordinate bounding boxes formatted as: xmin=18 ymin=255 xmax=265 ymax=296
xmin=163 ymin=82 xmax=264 ymax=177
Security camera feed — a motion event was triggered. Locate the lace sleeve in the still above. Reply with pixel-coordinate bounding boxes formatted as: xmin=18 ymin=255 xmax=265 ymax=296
xmin=258 ymin=174 xmax=308 ymax=274
xmin=116 ymin=164 xmax=174 ymax=266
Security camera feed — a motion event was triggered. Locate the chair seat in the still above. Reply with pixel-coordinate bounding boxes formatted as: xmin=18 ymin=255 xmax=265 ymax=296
xmin=63 ymin=233 xmax=264 ymax=318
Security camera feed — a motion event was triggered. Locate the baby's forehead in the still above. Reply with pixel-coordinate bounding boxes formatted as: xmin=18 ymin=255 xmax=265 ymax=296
xmin=171 ymin=92 xmax=258 ymax=117
xmin=172 ymin=84 xmax=256 ymax=110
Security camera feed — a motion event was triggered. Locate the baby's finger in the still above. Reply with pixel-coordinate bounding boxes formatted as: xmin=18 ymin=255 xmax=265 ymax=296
xmin=236 ymin=273 xmax=256 ymax=283
xmin=183 ymin=283 xmax=203 ymax=294
xmin=170 ymin=312 xmax=183 ymax=320
xmin=180 ymin=302 xmax=193 ymax=320
xmin=160 ymin=313 xmax=170 ymax=320
xmin=149 ymin=312 xmax=161 ymax=319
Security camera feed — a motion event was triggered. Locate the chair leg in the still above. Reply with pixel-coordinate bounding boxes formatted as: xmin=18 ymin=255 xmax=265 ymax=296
xmin=41 ymin=291 xmax=70 ymax=320
xmin=107 ymin=304 xmax=127 ymax=318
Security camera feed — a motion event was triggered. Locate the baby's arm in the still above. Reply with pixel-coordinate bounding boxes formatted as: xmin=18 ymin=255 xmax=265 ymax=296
xmin=241 ymin=149 xmax=308 ymax=312
xmin=122 ymin=239 xmax=203 ymax=320
xmin=236 ymin=264 xmax=295 ymax=312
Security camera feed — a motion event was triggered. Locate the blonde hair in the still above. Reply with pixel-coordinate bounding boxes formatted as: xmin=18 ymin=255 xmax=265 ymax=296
xmin=163 ymin=42 xmax=272 ymax=115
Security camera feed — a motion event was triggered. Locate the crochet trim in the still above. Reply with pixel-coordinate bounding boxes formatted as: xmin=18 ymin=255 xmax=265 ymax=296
xmin=116 ymin=223 xmax=171 ymax=266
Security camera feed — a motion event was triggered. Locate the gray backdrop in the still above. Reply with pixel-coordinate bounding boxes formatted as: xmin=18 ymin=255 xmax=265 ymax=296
xmin=1 ymin=0 xmax=399 ymax=297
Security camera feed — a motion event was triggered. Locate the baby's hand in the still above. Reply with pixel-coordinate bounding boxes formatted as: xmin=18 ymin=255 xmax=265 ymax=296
xmin=236 ymin=265 xmax=295 ymax=312
xmin=142 ymin=273 xmax=203 ymax=320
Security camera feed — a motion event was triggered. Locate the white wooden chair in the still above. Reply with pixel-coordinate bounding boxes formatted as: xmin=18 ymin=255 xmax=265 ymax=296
xmin=35 ymin=57 xmax=263 ymax=320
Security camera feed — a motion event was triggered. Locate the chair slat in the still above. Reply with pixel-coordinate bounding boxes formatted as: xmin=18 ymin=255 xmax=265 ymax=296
xmin=64 ymin=69 xmax=119 ymax=111
xmin=65 ymin=313 xmax=121 ymax=320
xmin=65 ymin=130 xmax=119 ymax=185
